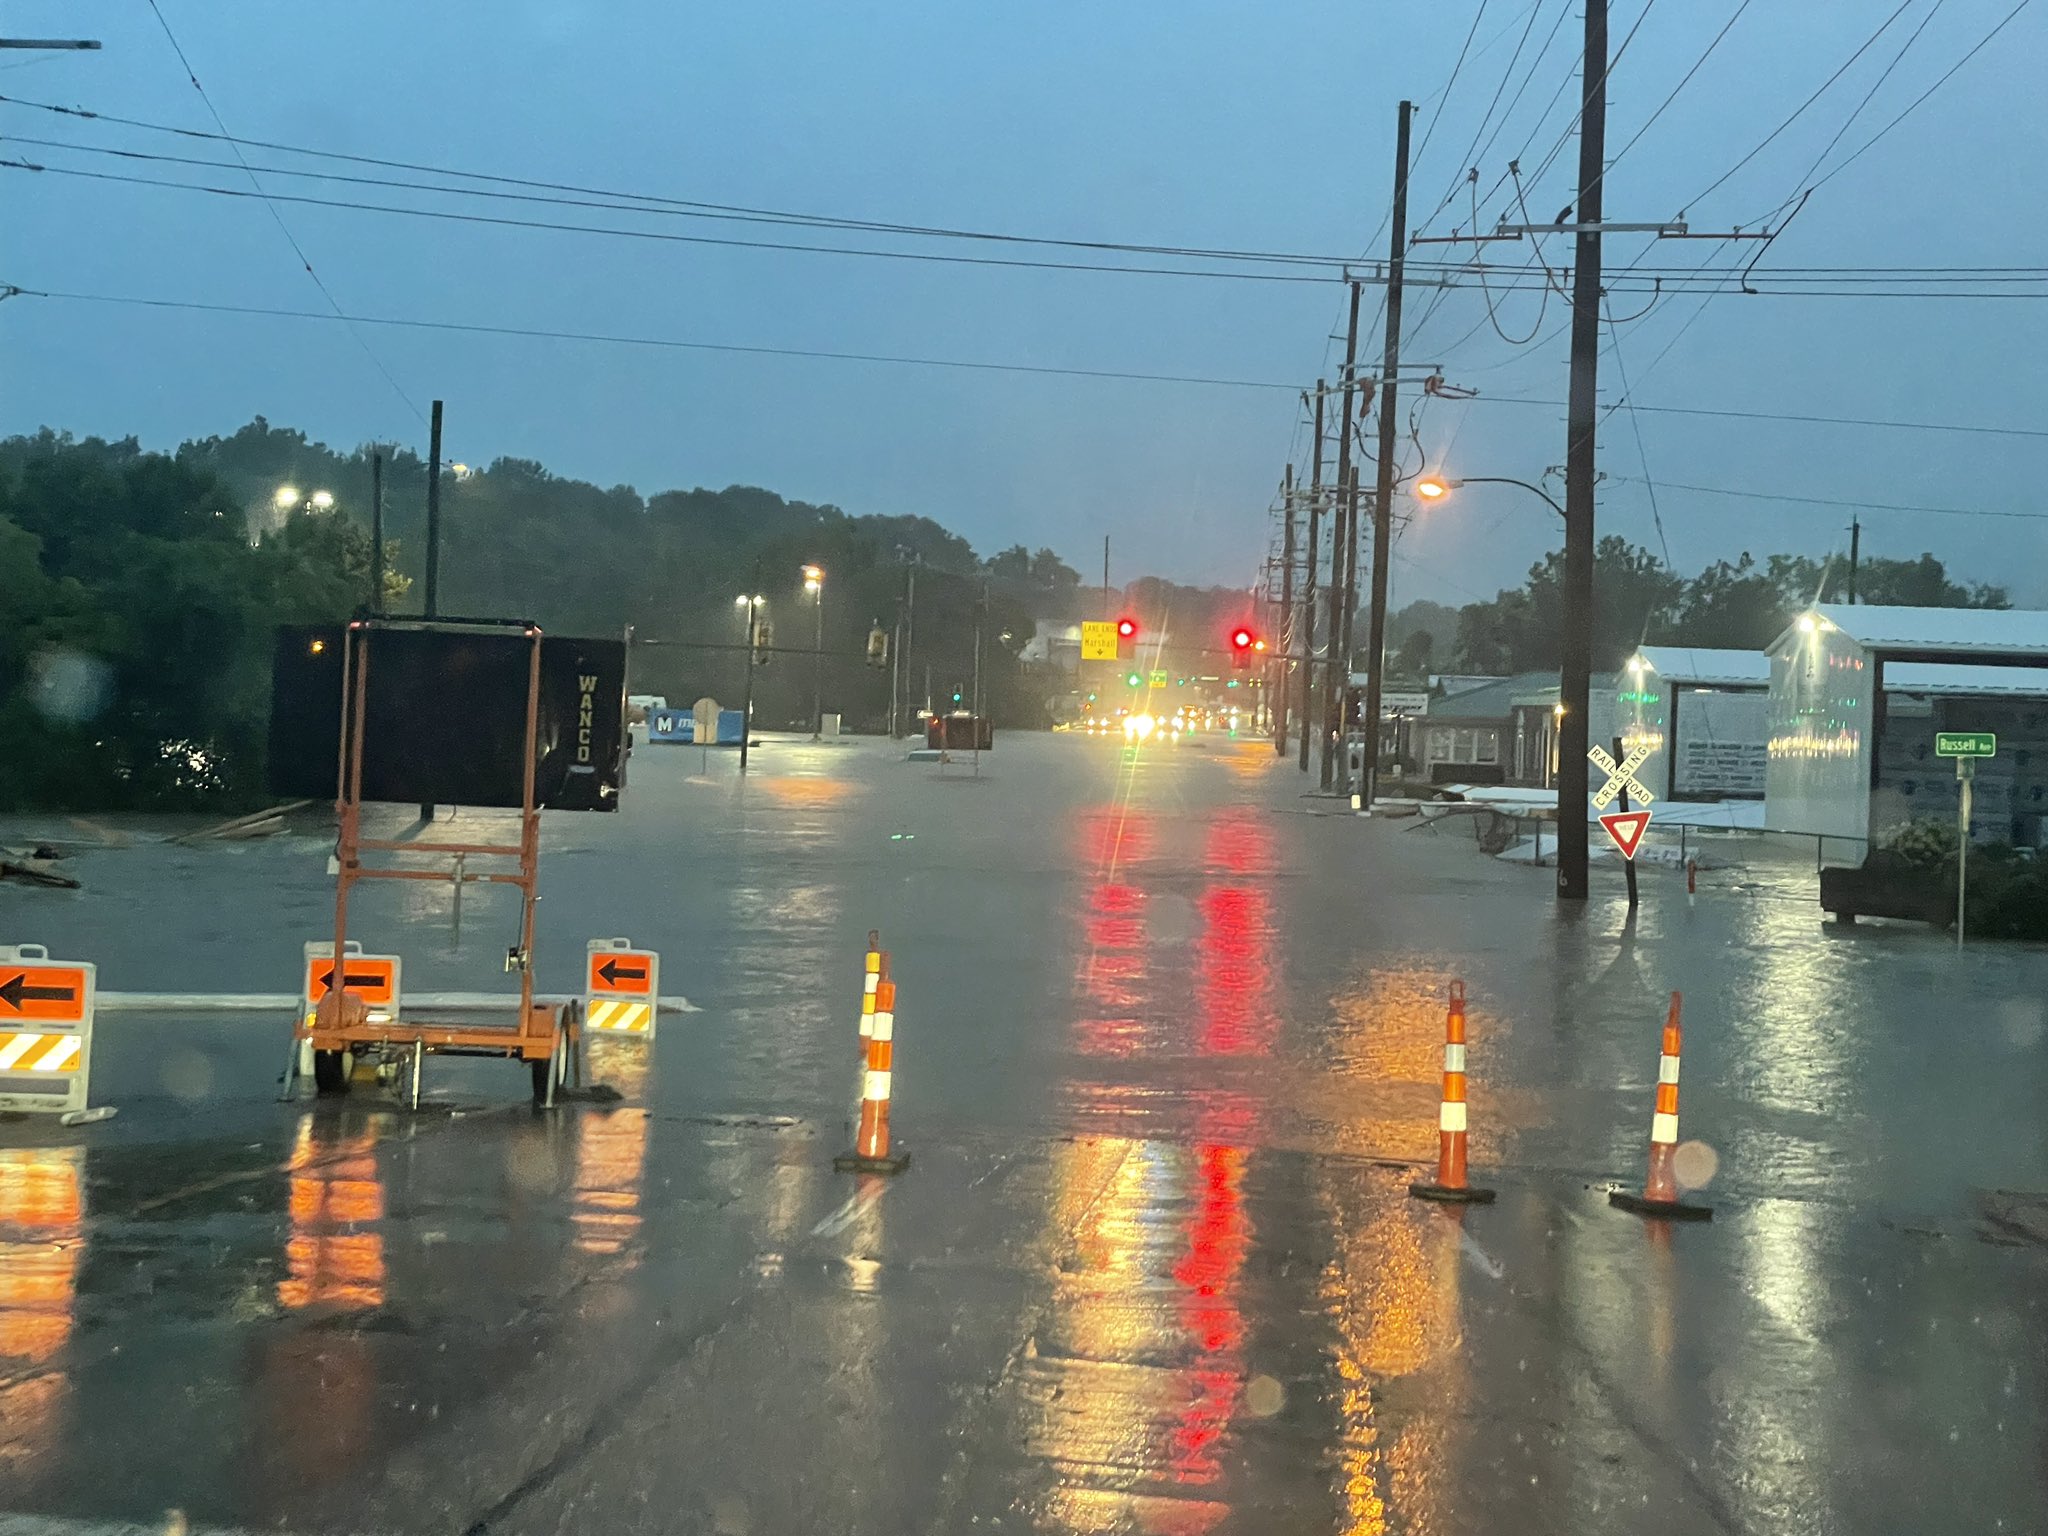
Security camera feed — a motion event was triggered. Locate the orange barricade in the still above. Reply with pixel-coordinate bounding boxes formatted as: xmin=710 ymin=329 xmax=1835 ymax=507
xmin=1410 ymin=981 xmax=1495 ymax=1204
xmin=1610 ymin=991 xmax=1712 ymax=1221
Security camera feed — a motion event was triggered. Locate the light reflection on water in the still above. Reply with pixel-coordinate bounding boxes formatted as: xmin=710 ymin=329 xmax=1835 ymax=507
xmin=0 ymin=1146 xmax=86 ymax=1476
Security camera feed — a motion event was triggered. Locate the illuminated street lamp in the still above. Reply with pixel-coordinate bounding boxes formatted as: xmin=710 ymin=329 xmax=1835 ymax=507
xmin=1412 ymin=474 xmax=1565 ymax=521
xmin=273 ymin=484 xmax=300 ymax=510
xmin=801 ymin=565 xmax=826 ymax=738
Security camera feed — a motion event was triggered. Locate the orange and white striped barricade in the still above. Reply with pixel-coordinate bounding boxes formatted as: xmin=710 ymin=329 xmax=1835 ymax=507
xmin=836 ymin=940 xmax=908 ymax=1174
xmin=1610 ymin=991 xmax=1712 ymax=1221
xmin=1410 ymin=980 xmax=1495 ymax=1204
xmin=585 ymin=938 xmax=659 ymax=1038
xmin=0 ymin=943 xmax=113 ymax=1125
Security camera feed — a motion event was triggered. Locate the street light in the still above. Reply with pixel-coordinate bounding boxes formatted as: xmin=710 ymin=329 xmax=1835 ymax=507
xmin=273 ymin=485 xmax=300 ymax=510
xmin=1412 ymin=474 xmax=1565 ymax=521
xmin=801 ymin=565 xmax=826 ymax=738
xmin=309 ymin=489 xmax=335 ymax=510
xmin=735 ymin=595 xmax=768 ymax=773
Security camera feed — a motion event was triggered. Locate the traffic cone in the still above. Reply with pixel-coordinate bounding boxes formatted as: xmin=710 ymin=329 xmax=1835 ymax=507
xmin=1610 ymin=991 xmax=1711 ymax=1221
xmin=836 ymin=958 xmax=909 ymax=1175
xmin=1410 ymin=981 xmax=1495 ymax=1204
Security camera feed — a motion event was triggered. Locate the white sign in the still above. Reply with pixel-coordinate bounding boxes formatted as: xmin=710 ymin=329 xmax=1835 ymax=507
xmin=1588 ymin=743 xmax=1656 ymax=809
xmin=1672 ymin=690 xmax=1767 ymax=797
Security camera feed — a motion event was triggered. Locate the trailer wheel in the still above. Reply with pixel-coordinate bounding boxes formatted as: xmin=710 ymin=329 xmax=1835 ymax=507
xmin=312 ymin=1050 xmax=349 ymax=1095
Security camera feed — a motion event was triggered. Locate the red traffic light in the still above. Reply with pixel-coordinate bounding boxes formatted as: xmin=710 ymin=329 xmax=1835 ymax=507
xmin=1230 ymin=627 xmax=1255 ymax=650
xmin=1116 ymin=616 xmax=1139 ymax=639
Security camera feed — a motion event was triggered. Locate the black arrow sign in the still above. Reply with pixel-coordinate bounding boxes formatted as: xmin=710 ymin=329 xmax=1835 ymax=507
xmin=596 ymin=958 xmax=647 ymax=986
xmin=317 ymin=966 xmax=389 ymax=994
xmin=0 ymin=972 xmax=77 ymax=1011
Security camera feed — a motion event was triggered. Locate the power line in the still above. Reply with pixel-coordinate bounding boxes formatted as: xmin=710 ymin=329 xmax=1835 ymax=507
xmin=1484 ymin=392 xmax=2048 ymax=439
xmin=1610 ymin=475 xmax=2048 ymax=521
xmin=0 ymin=282 xmax=1315 ymax=390
xmin=1585 ymin=0 xmax=1754 ymax=203
xmin=140 ymin=0 xmax=422 ymax=423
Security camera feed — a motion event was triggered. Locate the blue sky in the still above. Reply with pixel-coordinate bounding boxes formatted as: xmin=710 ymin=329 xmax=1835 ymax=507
xmin=4 ymin=1 xmax=2044 ymax=607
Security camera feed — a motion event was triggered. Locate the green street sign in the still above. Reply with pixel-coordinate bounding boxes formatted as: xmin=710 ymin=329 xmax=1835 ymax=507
xmin=1148 ymin=670 xmax=1169 ymax=688
xmin=1935 ymin=732 xmax=1996 ymax=758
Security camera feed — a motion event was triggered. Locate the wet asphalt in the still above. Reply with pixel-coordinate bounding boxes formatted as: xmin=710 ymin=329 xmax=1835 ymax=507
xmin=1 ymin=730 xmax=2044 ymax=1534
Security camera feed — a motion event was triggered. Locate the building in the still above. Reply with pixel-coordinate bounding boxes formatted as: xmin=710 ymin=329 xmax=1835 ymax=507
xmin=1413 ymin=672 xmax=1615 ymax=786
xmin=1766 ymin=604 xmax=2048 ymax=856
xmin=1616 ymin=646 xmax=1772 ymax=801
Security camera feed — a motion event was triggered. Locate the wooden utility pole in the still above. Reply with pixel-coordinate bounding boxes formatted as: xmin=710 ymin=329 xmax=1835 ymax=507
xmin=1275 ymin=465 xmax=1295 ymax=753
xmin=423 ymin=399 xmax=444 ymax=618
xmin=1322 ymin=283 xmax=1362 ymax=790
xmin=1361 ymin=100 xmax=1413 ymax=812
xmin=369 ymin=452 xmax=385 ymax=614
xmin=1556 ymin=0 xmax=1607 ymax=902
xmin=1847 ymin=516 xmax=1861 ymax=603
xmin=1298 ymin=385 xmax=1325 ymax=772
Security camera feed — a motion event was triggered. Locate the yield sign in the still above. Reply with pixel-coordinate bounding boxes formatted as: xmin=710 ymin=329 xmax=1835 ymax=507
xmin=1588 ymin=743 xmax=1656 ymax=809
xmin=1599 ymin=809 xmax=1652 ymax=860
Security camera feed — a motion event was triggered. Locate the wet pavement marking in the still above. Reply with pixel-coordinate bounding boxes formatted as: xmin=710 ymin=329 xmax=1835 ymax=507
xmin=1458 ymin=1225 xmax=1506 ymax=1279
xmin=807 ymin=1177 xmax=889 ymax=1238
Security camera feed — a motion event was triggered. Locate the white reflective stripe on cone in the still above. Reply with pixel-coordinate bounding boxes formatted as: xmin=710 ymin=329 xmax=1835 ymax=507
xmin=870 ymin=1011 xmax=894 ymax=1042
xmin=32 ymin=1036 xmax=80 ymax=1071
xmin=1659 ymin=1055 xmax=1681 ymax=1085
xmin=1443 ymin=1043 xmax=1466 ymax=1074
xmin=863 ymin=1069 xmax=892 ymax=1102
xmin=1439 ymin=1101 xmax=1467 ymax=1133
xmin=864 ymin=973 xmax=879 ymax=995
xmin=1652 ymin=1111 xmax=1679 ymax=1144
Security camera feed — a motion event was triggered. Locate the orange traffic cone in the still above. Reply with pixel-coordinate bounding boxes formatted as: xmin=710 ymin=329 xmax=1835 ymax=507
xmin=1610 ymin=991 xmax=1711 ymax=1220
xmin=836 ymin=941 xmax=909 ymax=1174
xmin=1410 ymin=981 xmax=1495 ymax=1204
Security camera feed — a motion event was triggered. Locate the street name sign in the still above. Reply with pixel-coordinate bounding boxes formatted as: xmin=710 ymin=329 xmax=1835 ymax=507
xmin=1935 ymin=732 xmax=1996 ymax=758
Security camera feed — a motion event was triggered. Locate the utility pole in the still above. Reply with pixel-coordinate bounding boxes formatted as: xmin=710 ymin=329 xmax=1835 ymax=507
xmin=739 ymin=598 xmax=759 ymax=774
xmin=1360 ymin=99 xmax=1413 ymax=812
xmin=369 ymin=452 xmax=385 ymax=614
xmin=1322 ymin=281 xmax=1362 ymax=790
xmin=1556 ymin=0 xmax=1607 ymax=902
xmin=1103 ymin=535 xmax=1111 ymax=614
xmin=1847 ymin=516 xmax=1861 ymax=603
xmin=1337 ymin=464 xmax=1361 ymax=787
xmin=1275 ymin=464 xmax=1295 ymax=753
xmin=423 ymin=399 xmax=444 ymax=618
xmin=1298 ymin=385 xmax=1325 ymax=772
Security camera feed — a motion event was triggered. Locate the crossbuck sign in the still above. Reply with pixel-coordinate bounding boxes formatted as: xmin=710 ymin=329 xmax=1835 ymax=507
xmin=1587 ymin=743 xmax=1656 ymax=809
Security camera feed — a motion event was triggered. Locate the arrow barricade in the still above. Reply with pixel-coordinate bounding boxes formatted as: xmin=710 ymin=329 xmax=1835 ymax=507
xmin=585 ymin=938 xmax=659 ymax=1037
xmin=0 ymin=943 xmax=113 ymax=1124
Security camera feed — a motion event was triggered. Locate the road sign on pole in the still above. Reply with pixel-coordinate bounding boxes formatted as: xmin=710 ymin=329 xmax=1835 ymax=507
xmin=1936 ymin=732 xmax=1996 ymax=758
xmin=1599 ymin=809 xmax=1652 ymax=860
xmin=1079 ymin=621 xmax=1120 ymax=662
xmin=1588 ymin=743 xmax=1655 ymax=808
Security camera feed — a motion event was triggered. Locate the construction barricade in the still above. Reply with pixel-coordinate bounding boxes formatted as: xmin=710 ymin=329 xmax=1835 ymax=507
xmin=585 ymin=938 xmax=659 ymax=1038
xmin=1410 ymin=980 xmax=1495 ymax=1204
xmin=0 ymin=943 xmax=113 ymax=1125
xmin=1610 ymin=991 xmax=1712 ymax=1221
xmin=836 ymin=932 xmax=908 ymax=1174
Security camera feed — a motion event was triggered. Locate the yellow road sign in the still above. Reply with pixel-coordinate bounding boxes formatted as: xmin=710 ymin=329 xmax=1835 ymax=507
xmin=1080 ymin=621 xmax=1120 ymax=662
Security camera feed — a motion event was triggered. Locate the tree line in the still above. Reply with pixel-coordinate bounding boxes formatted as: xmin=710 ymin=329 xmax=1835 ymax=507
xmin=1380 ymin=537 xmax=2008 ymax=679
xmin=0 ymin=421 xmax=1085 ymax=812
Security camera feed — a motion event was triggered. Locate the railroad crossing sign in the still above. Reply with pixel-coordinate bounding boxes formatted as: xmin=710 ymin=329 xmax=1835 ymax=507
xmin=585 ymin=938 xmax=659 ymax=1037
xmin=1935 ymin=731 xmax=1996 ymax=758
xmin=1598 ymin=809 xmax=1653 ymax=860
xmin=1588 ymin=743 xmax=1656 ymax=809
xmin=1079 ymin=621 xmax=1120 ymax=662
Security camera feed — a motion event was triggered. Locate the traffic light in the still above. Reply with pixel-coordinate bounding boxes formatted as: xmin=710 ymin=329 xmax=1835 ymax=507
xmin=866 ymin=624 xmax=889 ymax=668
xmin=1230 ymin=627 xmax=1255 ymax=670
xmin=1125 ymin=671 xmax=1142 ymax=688
xmin=754 ymin=619 xmax=775 ymax=665
xmin=1116 ymin=615 xmax=1138 ymax=660
xmin=951 ymin=689 xmax=963 ymax=705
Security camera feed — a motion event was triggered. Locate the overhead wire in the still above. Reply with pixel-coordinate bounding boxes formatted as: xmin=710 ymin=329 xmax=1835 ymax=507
xmin=140 ymin=0 xmax=423 ymax=423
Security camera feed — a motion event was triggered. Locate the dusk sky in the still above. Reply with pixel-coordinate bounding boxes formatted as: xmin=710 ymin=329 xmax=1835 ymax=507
xmin=5 ymin=1 xmax=2044 ymax=607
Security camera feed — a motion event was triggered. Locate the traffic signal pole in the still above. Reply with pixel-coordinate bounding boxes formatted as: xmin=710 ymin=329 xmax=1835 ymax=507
xmin=1361 ymin=100 xmax=1412 ymax=812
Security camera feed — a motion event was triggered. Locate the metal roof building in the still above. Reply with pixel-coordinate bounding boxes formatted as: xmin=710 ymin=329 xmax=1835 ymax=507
xmin=1766 ymin=605 xmax=2048 ymax=855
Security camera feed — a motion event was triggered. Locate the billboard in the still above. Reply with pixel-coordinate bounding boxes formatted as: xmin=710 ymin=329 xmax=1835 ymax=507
xmin=268 ymin=623 xmax=626 ymax=810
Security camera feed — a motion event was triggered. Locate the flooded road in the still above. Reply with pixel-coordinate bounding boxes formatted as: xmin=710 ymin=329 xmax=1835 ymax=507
xmin=1 ymin=732 xmax=2044 ymax=1533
